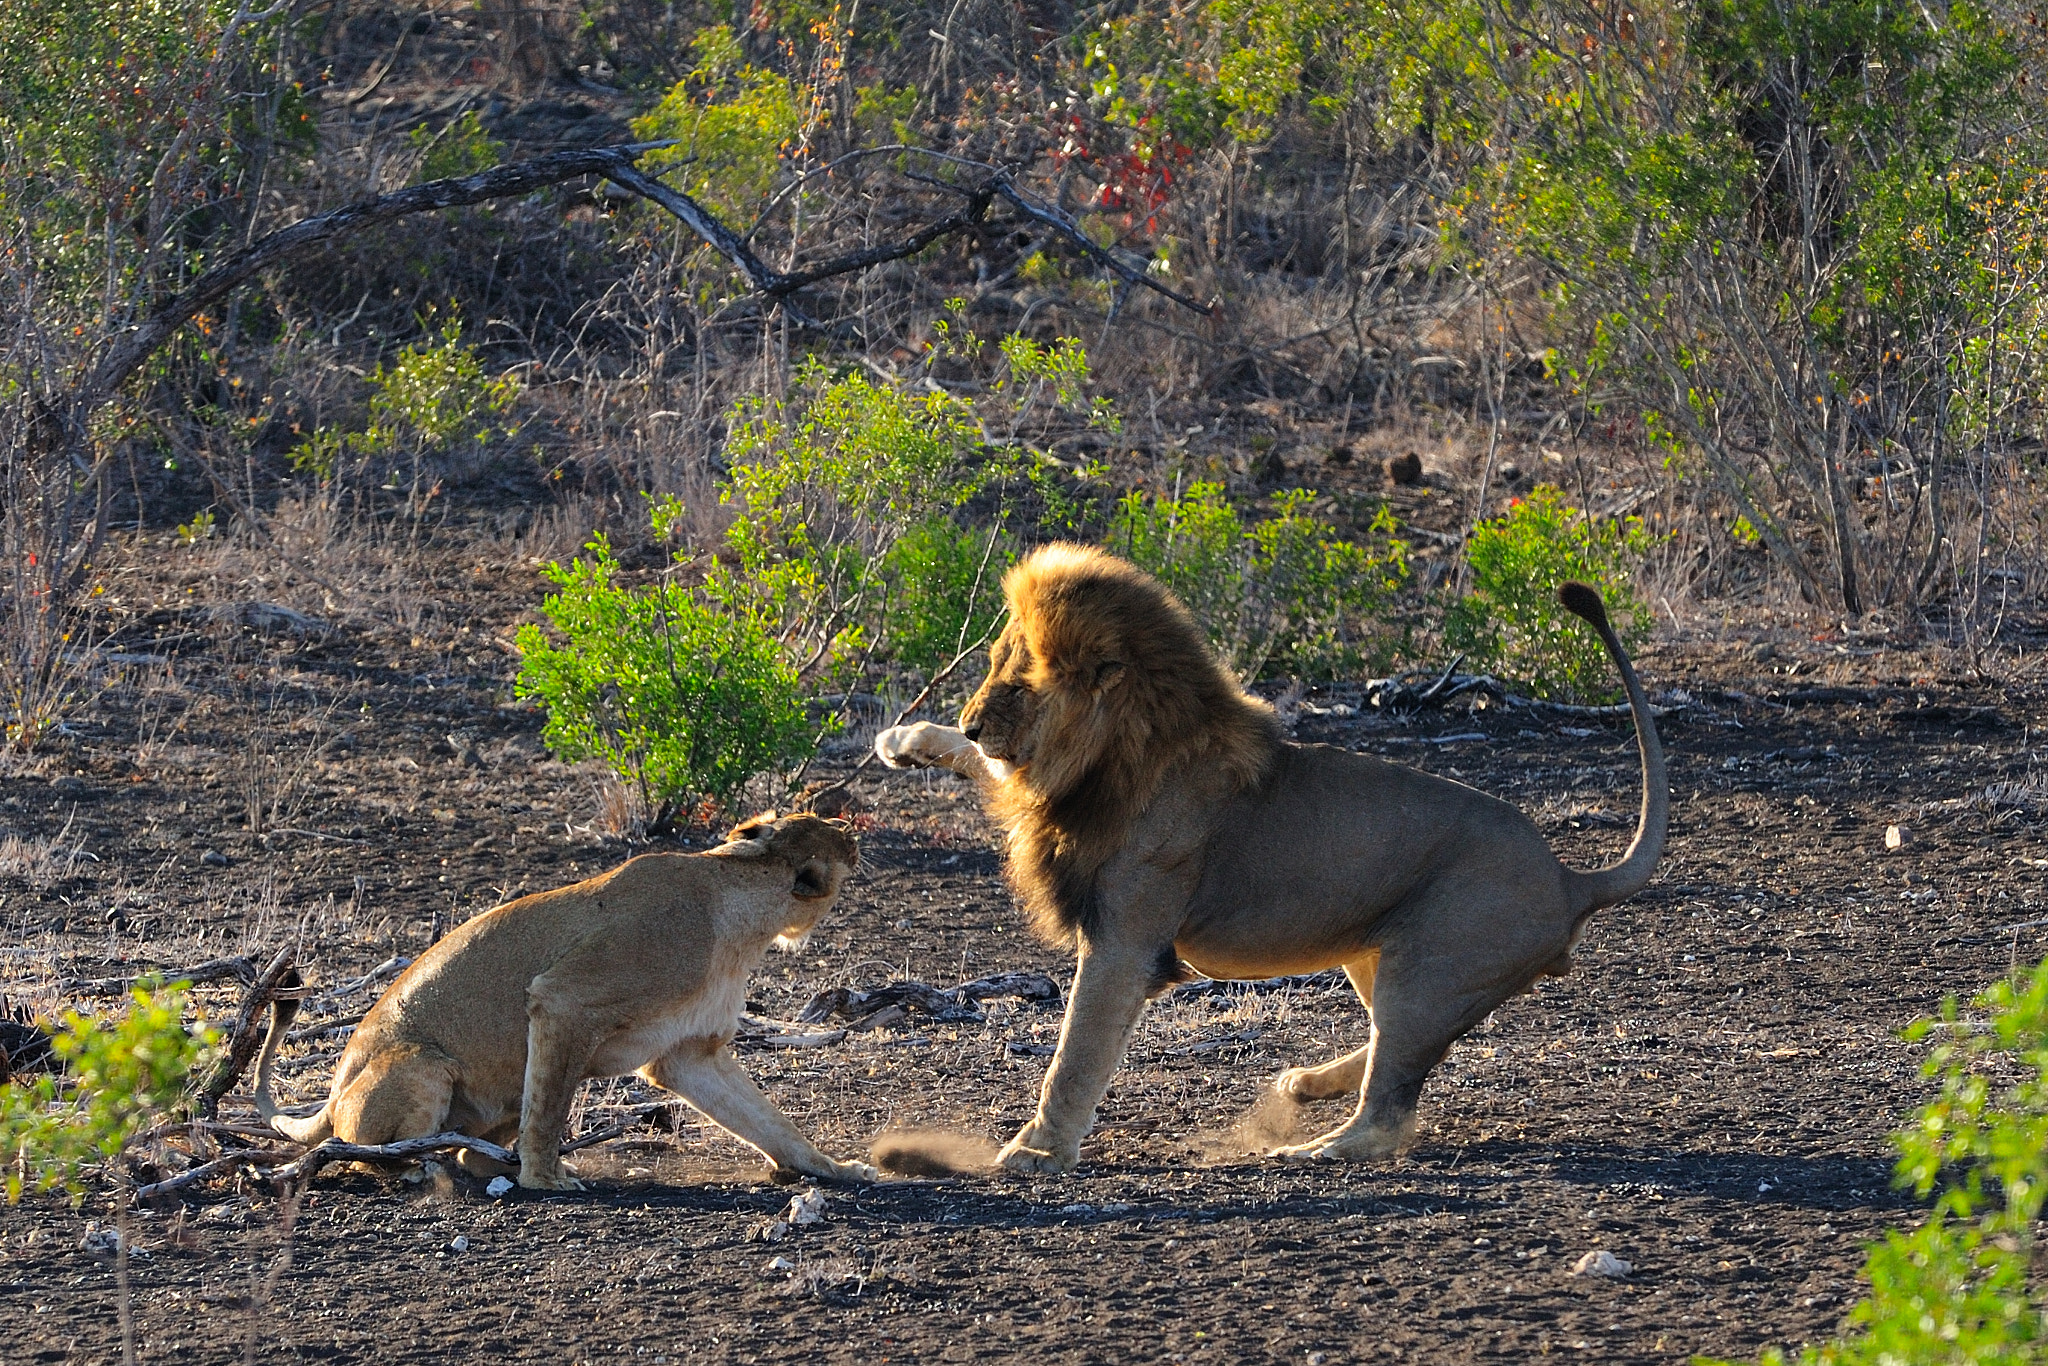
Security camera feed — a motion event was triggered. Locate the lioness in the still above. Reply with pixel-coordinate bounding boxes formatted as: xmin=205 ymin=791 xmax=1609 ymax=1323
xmin=875 ymin=544 xmax=1665 ymax=1174
xmin=253 ymin=813 xmax=877 ymax=1189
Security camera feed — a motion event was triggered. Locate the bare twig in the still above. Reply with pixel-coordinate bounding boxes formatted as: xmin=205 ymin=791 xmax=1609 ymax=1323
xmin=60 ymin=955 xmax=259 ymax=997
xmin=271 ymin=1131 xmax=517 ymax=1185
xmin=193 ymin=948 xmax=299 ymax=1117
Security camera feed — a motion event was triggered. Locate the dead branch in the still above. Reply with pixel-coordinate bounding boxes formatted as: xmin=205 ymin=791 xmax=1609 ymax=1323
xmin=797 ymin=970 xmax=1061 ymax=1027
xmin=192 ymin=948 xmax=299 ymax=1118
xmin=271 ymin=1131 xmax=517 ymax=1185
xmin=48 ymin=142 xmax=1211 ymax=465
xmin=59 ymin=955 xmax=259 ymax=997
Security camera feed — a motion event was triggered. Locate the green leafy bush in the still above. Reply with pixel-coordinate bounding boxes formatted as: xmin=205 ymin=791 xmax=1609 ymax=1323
xmin=880 ymin=517 xmax=1013 ymax=677
xmin=407 ymin=109 xmax=502 ymax=183
xmin=289 ymin=317 xmax=521 ymax=485
xmin=1444 ymin=485 xmax=1655 ymax=703
xmin=1110 ymin=480 xmax=1410 ymax=680
xmin=1708 ymin=959 xmax=2048 ymax=1366
xmin=0 ymin=986 xmax=215 ymax=1202
xmin=629 ymin=25 xmax=816 ymax=219
xmin=514 ymin=529 xmax=813 ymax=834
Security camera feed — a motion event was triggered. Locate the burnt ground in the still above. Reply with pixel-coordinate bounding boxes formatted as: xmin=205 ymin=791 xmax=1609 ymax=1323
xmin=1 ymin=525 xmax=2046 ymax=1365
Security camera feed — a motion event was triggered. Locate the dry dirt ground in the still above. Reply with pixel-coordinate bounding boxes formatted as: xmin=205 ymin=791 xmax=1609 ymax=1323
xmin=1 ymin=524 xmax=2045 ymax=1365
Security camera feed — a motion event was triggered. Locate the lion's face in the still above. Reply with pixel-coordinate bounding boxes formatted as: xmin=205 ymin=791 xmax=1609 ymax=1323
xmin=959 ymin=614 xmax=1127 ymax=794
xmin=959 ymin=627 xmax=1046 ymax=766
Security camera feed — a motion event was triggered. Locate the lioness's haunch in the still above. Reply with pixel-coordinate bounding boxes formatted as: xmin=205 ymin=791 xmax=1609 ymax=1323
xmin=252 ymin=813 xmax=876 ymax=1189
xmin=874 ymin=545 xmax=1666 ymax=1173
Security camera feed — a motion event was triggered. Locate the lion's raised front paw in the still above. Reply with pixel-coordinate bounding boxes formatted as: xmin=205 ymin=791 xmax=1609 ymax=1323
xmin=874 ymin=723 xmax=939 ymax=769
xmin=517 ymin=1168 xmax=587 ymax=1192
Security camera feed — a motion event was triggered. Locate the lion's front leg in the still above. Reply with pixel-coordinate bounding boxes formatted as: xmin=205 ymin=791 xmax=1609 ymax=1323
xmin=873 ymin=722 xmax=1009 ymax=785
xmin=999 ymin=941 xmax=1156 ymax=1175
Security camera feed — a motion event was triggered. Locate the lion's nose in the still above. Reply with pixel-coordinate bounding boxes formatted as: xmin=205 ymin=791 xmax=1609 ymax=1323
xmin=962 ymin=721 xmax=982 ymax=741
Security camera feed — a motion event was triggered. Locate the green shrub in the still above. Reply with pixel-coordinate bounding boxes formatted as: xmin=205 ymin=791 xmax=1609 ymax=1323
xmin=715 ymin=360 xmax=992 ymax=678
xmin=513 ymin=530 xmax=813 ymax=834
xmin=289 ymin=316 xmax=520 ymax=485
xmin=0 ymin=985 xmax=215 ymax=1202
xmin=880 ymin=517 xmax=1014 ymax=677
xmin=1444 ymin=485 xmax=1655 ymax=703
xmin=1707 ymin=959 xmax=2048 ymax=1366
xmin=1110 ymin=480 xmax=1410 ymax=680
xmin=407 ymin=109 xmax=502 ymax=183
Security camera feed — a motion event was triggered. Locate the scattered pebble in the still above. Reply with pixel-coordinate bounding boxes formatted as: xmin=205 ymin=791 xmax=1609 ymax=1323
xmin=485 ymin=1176 xmax=515 ymax=1198
xmin=784 ymin=1189 xmax=826 ymax=1226
xmin=446 ymin=1236 xmax=469 ymax=1253
xmin=1885 ymin=824 xmax=1911 ymax=850
xmin=1571 ymin=1250 xmax=1632 ymax=1279
xmin=200 ymin=849 xmax=229 ymax=868
xmin=764 ymin=1255 xmax=795 ymax=1273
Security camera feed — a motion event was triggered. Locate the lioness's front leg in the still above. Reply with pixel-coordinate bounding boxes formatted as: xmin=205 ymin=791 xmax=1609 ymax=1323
xmin=519 ymin=993 xmax=601 ymax=1191
xmin=999 ymin=940 xmax=1157 ymax=1175
xmin=646 ymin=1042 xmax=878 ymax=1184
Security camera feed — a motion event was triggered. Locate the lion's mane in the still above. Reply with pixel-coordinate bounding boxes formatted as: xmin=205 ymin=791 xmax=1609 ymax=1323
xmin=982 ymin=544 xmax=1280 ymax=945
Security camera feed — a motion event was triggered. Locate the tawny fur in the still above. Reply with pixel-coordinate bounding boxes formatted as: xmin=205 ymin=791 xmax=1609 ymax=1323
xmin=875 ymin=545 xmax=1667 ymax=1175
xmin=250 ymin=814 xmax=876 ymax=1190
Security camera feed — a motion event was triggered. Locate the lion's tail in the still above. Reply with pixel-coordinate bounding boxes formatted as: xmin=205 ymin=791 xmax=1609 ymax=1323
xmin=251 ymin=992 xmax=334 ymax=1145
xmin=1558 ymin=581 xmax=1668 ymax=915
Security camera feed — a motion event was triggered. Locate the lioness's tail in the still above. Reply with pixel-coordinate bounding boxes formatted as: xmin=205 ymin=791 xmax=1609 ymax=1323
xmin=1558 ymin=581 xmax=1668 ymax=914
xmin=251 ymin=992 xmax=334 ymax=1145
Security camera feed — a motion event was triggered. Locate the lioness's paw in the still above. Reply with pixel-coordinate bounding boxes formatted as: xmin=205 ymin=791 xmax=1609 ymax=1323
xmin=517 ymin=1169 xmax=587 ymax=1191
xmin=828 ymin=1159 xmax=880 ymax=1184
xmin=996 ymin=1139 xmax=1079 ymax=1175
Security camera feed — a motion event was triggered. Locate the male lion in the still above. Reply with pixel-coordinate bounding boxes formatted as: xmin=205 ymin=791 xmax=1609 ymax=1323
xmin=874 ymin=544 xmax=1665 ymax=1174
xmin=252 ymin=813 xmax=877 ymax=1190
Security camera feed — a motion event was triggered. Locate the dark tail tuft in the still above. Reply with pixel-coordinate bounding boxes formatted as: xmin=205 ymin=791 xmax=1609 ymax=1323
xmin=1558 ymin=580 xmax=1610 ymax=631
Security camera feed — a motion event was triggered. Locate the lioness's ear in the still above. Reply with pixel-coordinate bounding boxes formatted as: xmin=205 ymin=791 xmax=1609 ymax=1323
xmin=1094 ymin=659 xmax=1126 ymax=690
xmin=728 ymin=814 xmax=777 ymax=842
xmin=792 ymin=860 xmax=835 ymax=899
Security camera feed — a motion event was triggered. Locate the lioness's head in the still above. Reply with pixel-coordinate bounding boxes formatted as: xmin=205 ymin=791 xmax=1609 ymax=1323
xmin=960 ymin=544 xmax=1280 ymax=944
xmin=717 ymin=812 xmax=859 ymax=945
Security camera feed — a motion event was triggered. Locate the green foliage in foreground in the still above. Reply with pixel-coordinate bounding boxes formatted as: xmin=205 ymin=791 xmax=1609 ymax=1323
xmin=1706 ymin=960 xmax=2048 ymax=1365
xmin=1109 ymin=480 xmax=1410 ymax=681
xmin=0 ymin=986 xmax=214 ymax=1202
xmin=1444 ymin=485 xmax=1655 ymax=703
xmin=513 ymin=528 xmax=814 ymax=834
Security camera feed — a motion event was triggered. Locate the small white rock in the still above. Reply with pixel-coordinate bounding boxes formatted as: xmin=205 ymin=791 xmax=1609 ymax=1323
xmin=1571 ymin=1250 xmax=1633 ymax=1279
xmin=765 ymin=1255 xmax=795 ymax=1272
xmin=1885 ymin=824 xmax=1911 ymax=850
xmin=485 ymin=1176 xmax=515 ymax=1198
xmin=446 ymin=1235 xmax=469 ymax=1253
xmin=784 ymin=1188 xmax=827 ymax=1226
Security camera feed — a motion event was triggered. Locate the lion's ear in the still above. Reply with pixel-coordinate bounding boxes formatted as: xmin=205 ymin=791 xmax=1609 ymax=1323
xmin=1094 ymin=660 xmax=1126 ymax=691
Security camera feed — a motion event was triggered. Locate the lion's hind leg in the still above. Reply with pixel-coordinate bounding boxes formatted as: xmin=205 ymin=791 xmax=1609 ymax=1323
xmin=1272 ymin=951 xmax=1503 ymax=1164
xmin=1275 ymin=953 xmax=1379 ymax=1103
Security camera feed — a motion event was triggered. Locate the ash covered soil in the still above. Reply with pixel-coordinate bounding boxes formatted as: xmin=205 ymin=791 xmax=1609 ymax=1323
xmin=1 ymin=530 xmax=2045 ymax=1365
